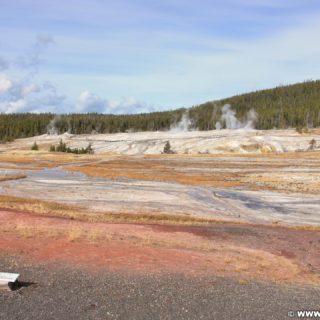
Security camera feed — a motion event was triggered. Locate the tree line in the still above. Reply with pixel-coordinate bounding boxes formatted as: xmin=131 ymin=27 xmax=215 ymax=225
xmin=1 ymin=80 xmax=320 ymax=142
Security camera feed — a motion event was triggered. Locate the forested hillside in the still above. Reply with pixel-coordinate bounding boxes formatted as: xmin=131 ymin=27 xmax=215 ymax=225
xmin=1 ymin=80 xmax=320 ymax=142
xmin=191 ymin=80 xmax=320 ymax=130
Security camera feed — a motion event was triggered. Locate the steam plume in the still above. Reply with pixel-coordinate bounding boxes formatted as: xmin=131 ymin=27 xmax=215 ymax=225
xmin=170 ymin=112 xmax=193 ymax=132
xmin=215 ymin=104 xmax=257 ymax=130
xmin=47 ymin=116 xmax=60 ymax=135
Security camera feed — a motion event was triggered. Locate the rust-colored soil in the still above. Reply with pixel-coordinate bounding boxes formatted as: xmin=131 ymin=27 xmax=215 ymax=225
xmin=0 ymin=210 xmax=319 ymax=284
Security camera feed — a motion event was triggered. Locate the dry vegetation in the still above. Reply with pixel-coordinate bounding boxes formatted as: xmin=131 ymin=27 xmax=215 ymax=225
xmin=240 ymin=172 xmax=320 ymax=194
xmin=67 ymin=161 xmax=244 ymax=187
xmin=0 ymin=194 xmax=232 ymax=226
xmin=1 ymin=193 xmax=319 ymax=236
xmin=0 ymin=150 xmax=100 ymax=168
xmin=0 ymin=174 xmax=27 ymax=182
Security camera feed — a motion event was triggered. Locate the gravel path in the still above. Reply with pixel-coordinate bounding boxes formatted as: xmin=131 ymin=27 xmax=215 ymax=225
xmin=1 ymin=256 xmax=319 ymax=320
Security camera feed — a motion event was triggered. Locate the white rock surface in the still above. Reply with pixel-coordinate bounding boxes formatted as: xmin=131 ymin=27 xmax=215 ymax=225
xmin=2 ymin=129 xmax=320 ymax=155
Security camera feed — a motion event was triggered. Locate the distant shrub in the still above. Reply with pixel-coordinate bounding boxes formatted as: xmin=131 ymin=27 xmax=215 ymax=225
xmin=163 ymin=141 xmax=174 ymax=154
xmin=31 ymin=142 xmax=39 ymax=151
xmin=55 ymin=139 xmax=67 ymax=152
xmin=296 ymin=126 xmax=310 ymax=134
xmin=49 ymin=139 xmax=94 ymax=154
xmin=309 ymin=138 xmax=317 ymax=150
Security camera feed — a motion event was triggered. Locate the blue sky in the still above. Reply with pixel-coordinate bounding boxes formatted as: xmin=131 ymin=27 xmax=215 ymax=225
xmin=0 ymin=0 xmax=320 ymax=113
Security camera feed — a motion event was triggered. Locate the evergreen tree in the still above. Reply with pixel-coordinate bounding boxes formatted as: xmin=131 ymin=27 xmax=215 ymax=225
xmin=31 ymin=141 xmax=39 ymax=150
xmin=163 ymin=141 xmax=173 ymax=154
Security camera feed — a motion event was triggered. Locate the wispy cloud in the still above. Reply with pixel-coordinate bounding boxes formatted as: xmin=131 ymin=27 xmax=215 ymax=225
xmin=0 ymin=74 xmax=12 ymax=94
xmin=0 ymin=57 xmax=9 ymax=71
xmin=0 ymin=73 xmax=66 ymax=113
xmin=0 ymin=1 xmax=319 ymax=112
xmin=0 ymin=32 xmax=152 ymax=113
xmin=77 ymin=91 xmax=153 ymax=114
xmin=16 ymin=34 xmax=55 ymax=75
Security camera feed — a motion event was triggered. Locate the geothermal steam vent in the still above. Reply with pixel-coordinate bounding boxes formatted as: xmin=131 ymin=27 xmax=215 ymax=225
xmin=0 ymin=272 xmax=20 ymax=291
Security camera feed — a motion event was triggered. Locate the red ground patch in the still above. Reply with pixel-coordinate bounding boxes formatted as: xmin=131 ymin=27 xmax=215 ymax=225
xmin=0 ymin=210 xmax=319 ymax=284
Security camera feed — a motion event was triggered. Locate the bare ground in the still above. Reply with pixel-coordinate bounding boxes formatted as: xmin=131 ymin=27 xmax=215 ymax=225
xmin=1 ymin=255 xmax=320 ymax=320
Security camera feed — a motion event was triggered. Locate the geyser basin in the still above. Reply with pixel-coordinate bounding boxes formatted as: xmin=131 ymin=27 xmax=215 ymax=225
xmin=0 ymin=163 xmax=319 ymax=226
xmin=1 ymin=129 xmax=319 ymax=155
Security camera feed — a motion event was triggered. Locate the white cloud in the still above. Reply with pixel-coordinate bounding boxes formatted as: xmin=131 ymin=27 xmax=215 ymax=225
xmin=0 ymin=72 xmax=66 ymax=113
xmin=0 ymin=34 xmax=69 ymax=114
xmin=0 ymin=34 xmax=153 ymax=114
xmin=77 ymin=90 xmax=152 ymax=114
xmin=77 ymin=90 xmax=106 ymax=113
xmin=0 ymin=33 xmax=157 ymax=114
xmin=20 ymin=84 xmax=40 ymax=97
xmin=3 ymin=99 xmax=26 ymax=113
xmin=2 ymin=10 xmax=320 ymax=113
xmin=0 ymin=74 xmax=12 ymax=94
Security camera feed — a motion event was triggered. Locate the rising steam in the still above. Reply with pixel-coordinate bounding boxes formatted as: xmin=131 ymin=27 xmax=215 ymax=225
xmin=47 ymin=115 xmax=72 ymax=135
xmin=47 ymin=116 xmax=60 ymax=135
xmin=170 ymin=112 xmax=193 ymax=132
xmin=215 ymin=104 xmax=257 ymax=130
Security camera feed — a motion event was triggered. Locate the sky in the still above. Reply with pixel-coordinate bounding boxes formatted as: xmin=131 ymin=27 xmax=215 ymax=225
xmin=0 ymin=0 xmax=320 ymax=114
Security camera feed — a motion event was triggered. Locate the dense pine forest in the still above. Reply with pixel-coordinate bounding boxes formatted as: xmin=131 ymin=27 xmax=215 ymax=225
xmin=1 ymin=80 xmax=320 ymax=142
